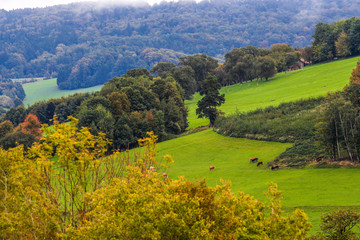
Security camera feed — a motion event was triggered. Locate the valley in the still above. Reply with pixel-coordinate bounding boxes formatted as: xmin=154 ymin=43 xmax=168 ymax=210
xmin=22 ymin=78 xmax=103 ymax=106
xmin=1 ymin=2 xmax=360 ymax=235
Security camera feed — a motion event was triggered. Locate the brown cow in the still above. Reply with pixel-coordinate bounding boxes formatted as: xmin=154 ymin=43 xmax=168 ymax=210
xmin=250 ymin=157 xmax=258 ymax=163
xmin=306 ymin=158 xmax=312 ymax=163
xmin=257 ymin=161 xmax=263 ymax=167
xmin=271 ymin=165 xmax=279 ymax=170
xmin=209 ymin=166 xmax=216 ymax=170
xmin=316 ymin=156 xmax=324 ymax=162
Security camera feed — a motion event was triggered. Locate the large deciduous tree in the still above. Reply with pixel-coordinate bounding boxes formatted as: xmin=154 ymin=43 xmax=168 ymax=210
xmin=310 ymin=209 xmax=360 ymax=239
xmin=335 ymin=32 xmax=351 ymax=57
xmin=179 ymin=54 xmax=218 ymax=91
xmin=196 ymin=76 xmax=225 ymax=126
xmin=349 ymin=60 xmax=360 ymax=85
xmin=171 ymin=66 xmax=197 ymax=99
xmin=150 ymin=62 xmax=176 ymax=78
xmin=301 ymin=46 xmax=313 ymax=63
xmin=20 ymin=114 xmax=42 ymax=139
xmin=254 ymin=56 xmax=277 ymax=81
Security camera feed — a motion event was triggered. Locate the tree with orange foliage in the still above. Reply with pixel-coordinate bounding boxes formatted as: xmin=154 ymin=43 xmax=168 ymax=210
xmin=344 ymin=61 xmax=360 ymax=107
xmin=20 ymin=114 xmax=42 ymax=139
xmin=349 ymin=60 xmax=360 ymax=84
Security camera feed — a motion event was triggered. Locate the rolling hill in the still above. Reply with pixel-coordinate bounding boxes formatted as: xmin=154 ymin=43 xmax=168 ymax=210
xmin=1 ymin=0 xmax=360 ymax=89
xmin=187 ymin=56 xmax=360 ymax=128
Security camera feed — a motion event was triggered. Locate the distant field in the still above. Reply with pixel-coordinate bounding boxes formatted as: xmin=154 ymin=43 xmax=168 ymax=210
xmin=186 ymin=56 xmax=360 ymax=129
xmin=23 ymin=78 xmax=103 ymax=106
xmin=156 ymin=129 xmax=360 ymax=233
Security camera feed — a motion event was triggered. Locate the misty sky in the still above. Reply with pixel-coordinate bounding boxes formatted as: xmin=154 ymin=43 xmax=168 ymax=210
xmin=0 ymin=0 xmax=188 ymax=10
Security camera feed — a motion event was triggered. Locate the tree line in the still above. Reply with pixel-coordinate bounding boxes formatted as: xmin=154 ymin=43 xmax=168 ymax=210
xmin=317 ymin=60 xmax=360 ymax=162
xmin=152 ymin=44 xmax=302 ymax=96
xmin=0 ymin=43 xmax=308 ymax=151
xmin=0 ymin=70 xmax=189 ymax=150
xmin=303 ymin=17 xmax=360 ymax=63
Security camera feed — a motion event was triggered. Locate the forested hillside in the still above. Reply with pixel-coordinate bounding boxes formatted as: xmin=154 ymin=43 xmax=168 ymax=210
xmin=0 ymin=0 xmax=359 ymax=89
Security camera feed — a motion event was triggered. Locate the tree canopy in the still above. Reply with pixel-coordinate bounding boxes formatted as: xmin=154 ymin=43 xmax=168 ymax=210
xmin=196 ymin=76 xmax=225 ymax=126
xmin=311 ymin=17 xmax=360 ymax=63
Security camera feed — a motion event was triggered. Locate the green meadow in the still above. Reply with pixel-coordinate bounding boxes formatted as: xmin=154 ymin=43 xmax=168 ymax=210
xmin=156 ymin=129 xmax=360 ymax=233
xmin=176 ymin=57 xmax=360 ymax=232
xmin=186 ymin=56 xmax=360 ymax=128
xmin=23 ymin=78 xmax=103 ymax=106
xmin=23 ymin=57 xmax=360 ymax=233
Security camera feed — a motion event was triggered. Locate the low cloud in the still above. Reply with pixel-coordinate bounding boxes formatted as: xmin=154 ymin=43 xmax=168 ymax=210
xmin=1 ymin=0 xmax=201 ymax=11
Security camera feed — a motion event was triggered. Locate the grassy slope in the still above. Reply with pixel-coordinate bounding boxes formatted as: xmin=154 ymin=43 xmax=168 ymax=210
xmin=186 ymin=57 xmax=360 ymax=128
xmin=24 ymin=58 xmax=360 ymax=232
xmin=23 ymin=78 xmax=103 ymax=106
xmin=160 ymin=57 xmax=360 ymax=233
xmin=157 ymin=130 xmax=360 ymax=233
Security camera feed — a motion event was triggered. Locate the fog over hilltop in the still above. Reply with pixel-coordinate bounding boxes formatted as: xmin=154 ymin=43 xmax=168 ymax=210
xmin=0 ymin=0 xmax=204 ymax=10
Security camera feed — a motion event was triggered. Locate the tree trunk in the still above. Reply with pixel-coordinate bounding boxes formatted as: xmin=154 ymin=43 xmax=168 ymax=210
xmin=334 ymin=118 xmax=341 ymax=159
xmin=349 ymin=118 xmax=360 ymax=162
xmin=339 ymin=112 xmax=353 ymax=161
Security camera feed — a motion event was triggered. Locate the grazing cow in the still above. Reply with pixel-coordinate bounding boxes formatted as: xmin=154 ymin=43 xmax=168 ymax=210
xmin=306 ymin=158 xmax=312 ymax=163
xmin=209 ymin=166 xmax=216 ymax=170
xmin=257 ymin=161 xmax=263 ymax=167
xmin=149 ymin=166 xmax=156 ymax=171
xmin=250 ymin=157 xmax=258 ymax=163
xmin=271 ymin=165 xmax=279 ymax=170
xmin=163 ymin=173 xmax=168 ymax=178
xmin=316 ymin=156 xmax=324 ymax=162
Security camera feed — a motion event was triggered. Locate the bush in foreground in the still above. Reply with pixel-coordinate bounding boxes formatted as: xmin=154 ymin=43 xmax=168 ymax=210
xmin=0 ymin=117 xmax=311 ymax=239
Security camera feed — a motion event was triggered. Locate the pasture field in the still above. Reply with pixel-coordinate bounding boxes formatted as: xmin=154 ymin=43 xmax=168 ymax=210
xmin=156 ymin=129 xmax=360 ymax=233
xmin=23 ymin=78 xmax=103 ymax=106
xmin=186 ymin=56 xmax=360 ymax=129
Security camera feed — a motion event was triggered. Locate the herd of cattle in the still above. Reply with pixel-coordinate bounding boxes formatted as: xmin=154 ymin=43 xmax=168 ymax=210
xmin=249 ymin=157 xmax=279 ymax=170
xmin=209 ymin=155 xmax=324 ymax=171
xmin=158 ymin=156 xmax=326 ymax=178
xmin=209 ymin=157 xmax=279 ymax=171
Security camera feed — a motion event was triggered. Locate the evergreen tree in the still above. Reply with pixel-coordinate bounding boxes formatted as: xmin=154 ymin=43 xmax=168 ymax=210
xmin=196 ymin=76 xmax=225 ymax=126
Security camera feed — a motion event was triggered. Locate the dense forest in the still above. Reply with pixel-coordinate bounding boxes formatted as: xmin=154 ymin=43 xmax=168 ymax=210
xmin=0 ymin=45 xmax=305 ymax=150
xmin=310 ymin=17 xmax=360 ymax=62
xmin=0 ymin=0 xmax=359 ymax=89
xmin=0 ymin=63 xmax=195 ymax=150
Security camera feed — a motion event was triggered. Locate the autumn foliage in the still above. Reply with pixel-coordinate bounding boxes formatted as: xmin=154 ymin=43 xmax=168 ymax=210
xmin=0 ymin=116 xmax=311 ymax=239
xmin=20 ymin=114 xmax=42 ymax=139
xmin=349 ymin=60 xmax=360 ymax=84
